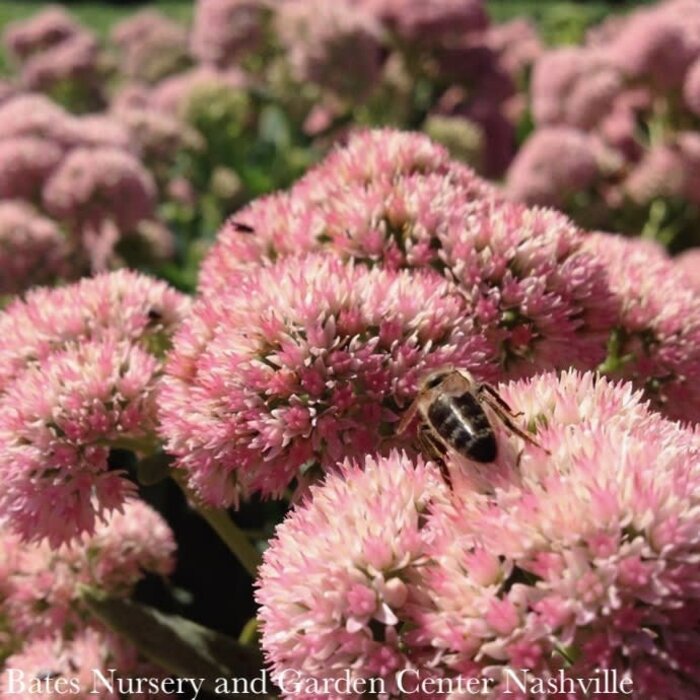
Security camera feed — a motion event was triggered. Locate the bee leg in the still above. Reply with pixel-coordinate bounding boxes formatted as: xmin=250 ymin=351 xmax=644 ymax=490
xmin=417 ymin=426 xmax=452 ymax=488
xmin=397 ymin=397 xmax=420 ymax=435
xmin=477 ymin=382 xmax=523 ymax=418
xmin=481 ymin=395 xmax=550 ymax=454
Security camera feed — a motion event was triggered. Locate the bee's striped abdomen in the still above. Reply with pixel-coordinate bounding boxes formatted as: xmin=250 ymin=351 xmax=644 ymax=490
xmin=427 ymin=392 xmax=497 ymax=463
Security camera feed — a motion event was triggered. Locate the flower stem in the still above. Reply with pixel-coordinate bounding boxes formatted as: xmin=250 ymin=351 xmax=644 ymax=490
xmin=172 ymin=474 xmax=261 ymax=578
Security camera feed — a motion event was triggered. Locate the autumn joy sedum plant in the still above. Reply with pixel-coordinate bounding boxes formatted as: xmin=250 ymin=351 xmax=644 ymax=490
xmin=0 ymin=128 xmax=699 ymax=699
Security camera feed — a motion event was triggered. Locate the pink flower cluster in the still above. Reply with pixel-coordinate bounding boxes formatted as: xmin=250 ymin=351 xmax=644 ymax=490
xmin=1 ymin=629 xmax=161 ymax=700
xmin=161 ymin=128 xmax=700 ymax=519
xmin=159 ymin=253 xmax=489 ymax=507
xmin=190 ymin=0 xmax=270 ymax=68
xmin=258 ymin=371 xmax=700 ymax=698
xmin=583 ymin=232 xmax=700 ymax=423
xmin=0 ymin=201 xmax=68 ymax=296
xmin=276 ymin=0 xmax=384 ymax=102
xmin=2 ymin=7 xmax=104 ymax=108
xmin=201 ymin=130 xmax=616 ymax=378
xmin=0 ymin=499 xmax=175 ymax=697
xmin=110 ymin=10 xmax=190 ymax=85
xmin=0 ymin=93 xmax=162 ymax=277
xmin=0 ymin=271 xmax=189 ymax=546
xmin=507 ymin=0 xmax=700 ymax=239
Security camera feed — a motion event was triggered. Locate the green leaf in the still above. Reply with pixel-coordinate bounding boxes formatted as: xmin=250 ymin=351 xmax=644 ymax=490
xmin=83 ymin=592 xmax=264 ymax=695
xmin=258 ymin=105 xmax=292 ymax=149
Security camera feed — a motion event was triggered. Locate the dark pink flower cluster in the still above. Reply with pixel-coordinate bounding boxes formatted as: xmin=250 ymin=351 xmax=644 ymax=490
xmin=258 ymin=371 xmax=700 ymax=698
xmin=0 ymin=271 xmax=189 ymax=546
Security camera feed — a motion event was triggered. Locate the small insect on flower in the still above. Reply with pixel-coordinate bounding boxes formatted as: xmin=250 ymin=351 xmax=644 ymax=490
xmin=398 ymin=368 xmax=547 ymax=484
xmin=229 ymin=219 xmax=255 ymax=233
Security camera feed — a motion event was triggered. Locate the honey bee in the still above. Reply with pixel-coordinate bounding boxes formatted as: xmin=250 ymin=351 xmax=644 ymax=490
xmin=398 ymin=368 xmax=546 ymax=483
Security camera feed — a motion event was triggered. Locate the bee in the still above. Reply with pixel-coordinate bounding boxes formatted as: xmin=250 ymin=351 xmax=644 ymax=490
xmin=229 ymin=219 xmax=255 ymax=234
xmin=398 ymin=368 xmax=546 ymax=483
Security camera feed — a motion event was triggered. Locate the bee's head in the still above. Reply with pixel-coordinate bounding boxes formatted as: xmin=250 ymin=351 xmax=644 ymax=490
xmin=421 ymin=367 xmax=453 ymax=391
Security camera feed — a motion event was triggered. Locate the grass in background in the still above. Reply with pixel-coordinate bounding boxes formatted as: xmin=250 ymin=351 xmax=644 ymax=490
xmin=0 ymin=1 xmax=193 ymax=34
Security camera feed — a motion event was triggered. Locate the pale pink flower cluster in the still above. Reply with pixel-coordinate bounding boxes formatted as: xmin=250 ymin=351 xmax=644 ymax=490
xmin=111 ymin=10 xmax=190 ymax=84
xmin=0 ymin=500 xmax=174 ymax=698
xmin=0 ymin=629 xmax=159 ymax=700
xmin=190 ymin=0 xmax=270 ymax=68
xmin=0 ymin=201 xmax=69 ymax=295
xmin=3 ymin=6 xmax=84 ymax=62
xmin=482 ymin=18 xmax=543 ymax=84
xmin=42 ymin=147 xmax=156 ymax=233
xmin=506 ymin=126 xmax=600 ymax=209
xmin=257 ymin=452 xmax=449 ymax=698
xmin=276 ymin=0 xmax=384 ymax=102
xmin=0 ymin=137 xmax=63 ymax=202
xmin=0 ymin=271 xmax=189 ymax=545
xmin=583 ymin=232 xmax=700 ymax=423
xmin=160 ymin=253 xmax=490 ymax=506
xmin=258 ymin=371 xmax=700 ymax=698
xmin=0 ymin=499 xmax=175 ymax=640
xmin=366 ymin=0 xmax=488 ymax=46
xmin=0 ymin=93 xmax=164 ymax=273
xmin=20 ymin=33 xmax=101 ymax=96
xmin=2 ymin=7 xmax=103 ymax=106
xmin=201 ymin=130 xmax=617 ymax=380
xmin=508 ymin=0 xmax=700 ymax=230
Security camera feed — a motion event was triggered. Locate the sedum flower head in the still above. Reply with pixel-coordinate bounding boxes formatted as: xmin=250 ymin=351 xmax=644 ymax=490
xmin=42 ymin=147 xmax=157 ymax=234
xmin=0 ymin=201 xmax=69 ymax=295
xmin=583 ymin=232 xmax=700 ymax=423
xmin=0 ymin=270 xmax=189 ymax=392
xmin=276 ymin=0 xmax=384 ymax=101
xmin=506 ymin=127 xmax=599 ymax=208
xmin=415 ymin=370 xmax=700 ymax=697
xmin=371 ymin=0 xmax=488 ymax=46
xmin=256 ymin=451 xmax=449 ymax=699
xmin=0 ymin=628 xmax=163 ymax=699
xmin=19 ymin=33 xmax=100 ymax=95
xmin=3 ymin=6 xmax=85 ymax=63
xmin=257 ymin=371 xmax=700 ymax=697
xmin=190 ymin=0 xmax=269 ymax=68
xmin=1 ymin=499 xmax=175 ymax=639
xmin=0 ymin=339 xmax=159 ymax=546
xmin=159 ymin=254 xmax=490 ymax=506
xmin=111 ymin=9 xmax=190 ymax=84
xmin=0 ymin=137 xmax=63 ymax=201
xmin=201 ymin=130 xmax=615 ymax=379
